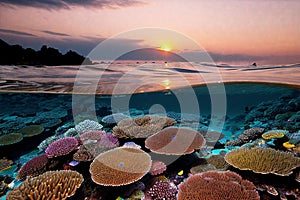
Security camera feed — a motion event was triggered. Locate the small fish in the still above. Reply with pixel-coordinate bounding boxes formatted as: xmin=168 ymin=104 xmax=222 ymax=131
xmin=177 ymin=170 xmax=184 ymax=176
xmin=69 ymin=160 xmax=80 ymax=167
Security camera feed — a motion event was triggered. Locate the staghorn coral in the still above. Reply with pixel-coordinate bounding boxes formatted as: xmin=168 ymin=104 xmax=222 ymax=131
xmin=224 ymin=147 xmax=300 ymax=176
xmin=0 ymin=132 xmax=23 ymax=146
xmin=177 ymin=170 xmax=259 ymax=200
xmin=0 ymin=158 xmax=13 ymax=172
xmin=73 ymin=130 xmax=119 ymax=162
xmin=75 ymin=119 xmax=103 ymax=135
xmin=225 ymin=127 xmax=264 ymax=147
xmin=16 ymin=154 xmax=49 ymax=180
xmin=101 ymin=113 xmax=130 ymax=125
xmin=262 ymin=129 xmax=288 ymax=140
xmin=145 ymin=127 xmax=205 ymax=155
xmin=45 ymin=137 xmax=79 ymax=158
xmin=149 ymin=160 xmax=167 ymax=176
xmin=7 ymin=170 xmax=83 ymax=200
xmin=144 ymin=180 xmax=177 ymax=200
xmin=18 ymin=125 xmax=44 ymax=137
xmin=90 ymin=147 xmax=151 ymax=186
xmin=112 ymin=115 xmax=176 ymax=139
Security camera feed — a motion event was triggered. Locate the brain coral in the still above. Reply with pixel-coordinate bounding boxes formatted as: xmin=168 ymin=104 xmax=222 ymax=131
xmin=90 ymin=147 xmax=152 ymax=186
xmin=45 ymin=137 xmax=79 ymax=158
xmin=177 ymin=170 xmax=259 ymax=200
xmin=145 ymin=127 xmax=206 ymax=155
xmin=7 ymin=170 xmax=83 ymax=200
xmin=224 ymin=147 xmax=300 ymax=176
xmin=17 ymin=154 xmax=49 ymax=180
xmin=112 ymin=115 xmax=176 ymax=139
xmin=262 ymin=129 xmax=288 ymax=140
xmin=19 ymin=125 xmax=44 ymax=137
xmin=0 ymin=132 xmax=23 ymax=146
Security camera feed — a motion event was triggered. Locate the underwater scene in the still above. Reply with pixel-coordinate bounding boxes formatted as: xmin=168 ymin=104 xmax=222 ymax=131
xmin=0 ymin=62 xmax=300 ymax=200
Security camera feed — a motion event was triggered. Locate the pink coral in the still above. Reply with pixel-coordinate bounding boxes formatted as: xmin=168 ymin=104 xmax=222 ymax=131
xmin=45 ymin=137 xmax=78 ymax=158
xmin=145 ymin=180 xmax=177 ymax=200
xmin=17 ymin=154 xmax=48 ymax=180
xmin=149 ymin=160 xmax=167 ymax=176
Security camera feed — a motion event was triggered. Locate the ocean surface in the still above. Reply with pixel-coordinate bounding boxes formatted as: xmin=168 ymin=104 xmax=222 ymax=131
xmin=0 ymin=62 xmax=300 ymax=199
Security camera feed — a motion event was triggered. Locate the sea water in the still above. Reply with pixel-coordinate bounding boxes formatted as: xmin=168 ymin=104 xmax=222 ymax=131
xmin=0 ymin=62 xmax=299 ymax=199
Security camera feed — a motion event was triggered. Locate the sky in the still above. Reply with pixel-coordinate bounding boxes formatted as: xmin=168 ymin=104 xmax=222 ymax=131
xmin=0 ymin=0 xmax=300 ymax=64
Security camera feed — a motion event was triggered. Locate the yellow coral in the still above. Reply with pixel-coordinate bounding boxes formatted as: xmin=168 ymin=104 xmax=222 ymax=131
xmin=261 ymin=130 xmax=287 ymax=140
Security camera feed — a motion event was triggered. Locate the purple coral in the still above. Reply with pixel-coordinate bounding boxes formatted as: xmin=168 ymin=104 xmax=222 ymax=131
xmin=45 ymin=137 xmax=79 ymax=158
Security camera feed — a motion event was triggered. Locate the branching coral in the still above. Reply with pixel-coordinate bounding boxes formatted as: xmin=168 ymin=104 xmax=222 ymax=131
xmin=75 ymin=119 xmax=103 ymax=134
xmin=225 ymin=127 xmax=264 ymax=146
xmin=7 ymin=170 xmax=83 ymax=200
xmin=89 ymin=147 xmax=151 ymax=186
xmin=224 ymin=147 xmax=300 ymax=176
xmin=112 ymin=115 xmax=176 ymax=139
xmin=144 ymin=180 xmax=177 ymax=200
xmin=145 ymin=127 xmax=205 ymax=155
xmin=149 ymin=160 xmax=167 ymax=176
xmin=0 ymin=158 xmax=13 ymax=172
xmin=177 ymin=170 xmax=259 ymax=200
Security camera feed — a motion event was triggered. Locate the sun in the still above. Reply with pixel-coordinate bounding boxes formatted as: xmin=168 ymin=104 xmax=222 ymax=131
xmin=160 ymin=45 xmax=172 ymax=52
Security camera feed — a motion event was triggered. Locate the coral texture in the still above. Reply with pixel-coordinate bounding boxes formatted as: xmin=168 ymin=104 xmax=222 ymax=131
xmin=45 ymin=137 xmax=78 ymax=158
xmin=149 ymin=160 xmax=167 ymax=176
xmin=17 ymin=154 xmax=49 ymax=180
xmin=75 ymin=119 xmax=103 ymax=134
xmin=224 ymin=147 xmax=300 ymax=176
xmin=206 ymin=154 xmax=230 ymax=170
xmin=7 ymin=170 xmax=83 ymax=200
xmin=144 ymin=180 xmax=177 ymax=200
xmin=19 ymin=125 xmax=44 ymax=137
xmin=145 ymin=127 xmax=205 ymax=155
xmin=0 ymin=132 xmax=23 ymax=146
xmin=177 ymin=170 xmax=259 ymax=200
xmin=73 ymin=130 xmax=119 ymax=162
xmin=90 ymin=147 xmax=151 ymax=186
xmin=38 ymin=135 xmax=62 ymax=151
xmin=225 ymin=127 xmax=264 ymax=146
xmin=0 ymin=158 xmax=13 ymax=172
xmin=112 ymin=115 xmax=176 ymax=139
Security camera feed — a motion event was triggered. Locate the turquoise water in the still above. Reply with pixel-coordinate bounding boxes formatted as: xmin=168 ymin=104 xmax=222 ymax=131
xmin=0 ymin=62 xmax=300 ymax=199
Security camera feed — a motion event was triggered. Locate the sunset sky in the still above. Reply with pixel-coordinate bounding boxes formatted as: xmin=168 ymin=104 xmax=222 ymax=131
xmin=0 ymin=0 xmax=299 ymax=64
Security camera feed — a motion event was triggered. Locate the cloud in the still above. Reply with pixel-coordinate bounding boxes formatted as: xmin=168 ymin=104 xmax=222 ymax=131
xmin=0 ymin=29 xmax=36 ymax=37
xmin=41 ymin=30 xmax=70 ymax=37
xmin=0 ymin=0 xmax=145 ymax=10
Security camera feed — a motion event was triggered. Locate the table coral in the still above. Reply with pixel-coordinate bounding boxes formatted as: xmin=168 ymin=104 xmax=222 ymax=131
xmin=45 ymin=137 xmax=78 ymax=158
xmin=0 ymin=132 xmax=23 ymax=146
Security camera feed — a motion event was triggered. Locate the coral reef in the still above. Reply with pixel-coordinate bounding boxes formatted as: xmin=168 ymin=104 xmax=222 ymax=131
xmin=144 ymin=180 xmax=177 ymax=200
xmin=17 ymin=154 xmax=49 ymax=180
xmin=0 ymin=158 xmax=13 ymax=172
xmin=261 ymin=129 xmax=288 ymax=140
xmin=45 ymin=137 xmax=79 ymax=158
xmin=7 ymin=170 xmax=84 ymax=200
xmin=38 ymin=135 xmax=62 ymax=152
xmin=206 ymin=154 xmax=230 ymax=170
xmin=112 ymin=115 xmax=176 ymax=139
xmin=89 ymin=147 xmax=151 ymax=186
xmin=19 ymin=124 xmax=44 ymax=137
xmin=190 ymin=163 xmax=217 ymax=174
xmin=0 ymin=132 xmax=23 ymax=146
xmin=73 ymin=130 xmax=119 ymax=162
xmin=149 ymin=160 xmax=167 ymax=176
xmin=224 ymin=147 xmax=300 ymax=176
xmin=145 ymin=127 xmax=205 ymax=155
xmin=75 ymin=119 xmax=103 ymax=135
xmin=177 ymin=170 xmax=259 ymax=200
xmin=225 ymin=127 xmax=264 ymax=146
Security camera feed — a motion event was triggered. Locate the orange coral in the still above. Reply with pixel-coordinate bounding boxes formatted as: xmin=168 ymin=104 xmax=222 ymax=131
xmin=145 ymin=127 xmax=205 ymax=155
xmin=112 ymin=115 xmax=176 ymax=139
xmin=262 ymin=130 xmax=287 ymax=140
xmin=7 ymin=170 xmax=83 ymax=200
xmin=178 ymin=170 xmax=259 ymax=200
xmin=0 ymin=158 xmax=13 ymax=172
xmin=224 ymin=147 xmax=300 ymax=176
xmin=90 ymin=147 xmax=151 ymax=186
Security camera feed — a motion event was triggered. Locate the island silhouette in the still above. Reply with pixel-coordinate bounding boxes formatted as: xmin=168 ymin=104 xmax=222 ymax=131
xmin=0 ymin=39 xmax=93 ymax=66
